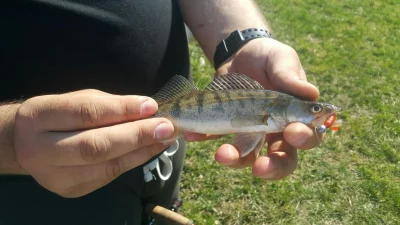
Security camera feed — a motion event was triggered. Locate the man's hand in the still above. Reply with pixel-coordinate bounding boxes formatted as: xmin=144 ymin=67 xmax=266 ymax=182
xmin=186 ymin=38 xmax=323 ymax=180
xmin=180 ymin=0 xmax=324 ymax=180
xmin=13 ymin=90 xmax=175 ymax=198
xmin=216 ymin=38 xmax=322 ymax=179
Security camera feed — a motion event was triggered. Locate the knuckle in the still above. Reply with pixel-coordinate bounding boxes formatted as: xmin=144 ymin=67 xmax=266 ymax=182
xmin=81 ymin=89 xmax=102 ymax=94
xmin=48 ymin=184 xmax=67 ymax=195
xmin=15 ymin=104 xmax=30 ymax=120
xmin=15 ymin=98 xmax=40 ymax=121
xmin=105 ymin=158 xmax=125 ymax=179
xmin=80 ymin=133 xmax=110 ymax=162
xmin=58 ymin=192 xmax=78 ymax=198
xmin=119 ymin=98 xmax=130 ymax=119
xmin=57 ymin=188 xmax=84 ymax=198
xmin=67 ymin=89 xmax=103 ymax=96
xmin=132 ymin=125 xmax=145 ymax=148
xmin=79 ymin=100 xmax=99 ymax=125
xmin=36 ymin=177 xmax=75 ymax=197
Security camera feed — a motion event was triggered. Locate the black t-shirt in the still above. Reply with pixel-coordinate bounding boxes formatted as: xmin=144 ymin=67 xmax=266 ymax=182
xmin=0 ymin=1 xmax=190 ymax=224
xmin=0 ymin=0 xmax=190 ymax=100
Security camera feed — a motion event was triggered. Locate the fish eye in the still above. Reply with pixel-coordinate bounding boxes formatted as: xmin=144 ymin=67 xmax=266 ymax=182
xmin=310 ymin=104 xmax=323 ymax=113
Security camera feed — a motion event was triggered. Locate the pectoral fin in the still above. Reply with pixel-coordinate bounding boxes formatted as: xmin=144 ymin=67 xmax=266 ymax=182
xmin=232 ymin=133 xmax=266 ymax=157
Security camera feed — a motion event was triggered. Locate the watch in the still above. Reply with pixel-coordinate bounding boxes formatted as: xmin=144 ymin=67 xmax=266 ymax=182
xmin=213 ymin=28 xmax=273 ymax=69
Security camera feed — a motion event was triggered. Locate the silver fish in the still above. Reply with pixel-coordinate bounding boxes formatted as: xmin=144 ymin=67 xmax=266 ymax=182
xmin=153 ymin=73 xmax=342 ymax=157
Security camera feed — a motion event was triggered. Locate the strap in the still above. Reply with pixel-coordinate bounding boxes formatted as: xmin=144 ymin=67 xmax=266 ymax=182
xmin=213 ymin=28 xmax=272 ymax=69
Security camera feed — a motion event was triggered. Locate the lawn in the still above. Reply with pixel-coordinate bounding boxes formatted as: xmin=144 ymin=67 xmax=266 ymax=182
xmin=179 ymin=0 xmax=400 ymax=224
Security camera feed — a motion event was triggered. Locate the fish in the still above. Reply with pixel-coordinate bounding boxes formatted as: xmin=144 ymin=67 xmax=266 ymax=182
xmin=152 ymin=73 xmax=342 ymax=157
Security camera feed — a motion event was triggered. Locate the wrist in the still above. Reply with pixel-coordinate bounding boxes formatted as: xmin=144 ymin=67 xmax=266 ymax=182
xmin=213 ymin=28 xmax=273 ymax=69
xmin=179 ymin=0 xmax=271 ymax=60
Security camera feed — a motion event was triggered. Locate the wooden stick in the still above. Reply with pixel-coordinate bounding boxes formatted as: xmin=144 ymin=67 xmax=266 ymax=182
xmin=145 ymin=204 xmax=194 ymax=225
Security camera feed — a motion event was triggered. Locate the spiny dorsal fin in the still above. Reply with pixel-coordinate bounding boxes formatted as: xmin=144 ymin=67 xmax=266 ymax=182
xmin=205 ymin=73 xmax=264 ymax=91
xmin=152 ymin=75 xmax=199 ymax=104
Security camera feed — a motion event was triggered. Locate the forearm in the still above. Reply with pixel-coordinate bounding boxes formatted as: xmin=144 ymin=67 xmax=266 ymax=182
xmin=0 ymin=103 xmax=26 ymax=174
xmin=179 ymin=0 xmax=270 ymax=61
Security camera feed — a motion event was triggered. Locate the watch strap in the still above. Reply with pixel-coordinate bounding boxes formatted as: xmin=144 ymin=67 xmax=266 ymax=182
xmin=213 ymin=28 xmax=272 ymax=69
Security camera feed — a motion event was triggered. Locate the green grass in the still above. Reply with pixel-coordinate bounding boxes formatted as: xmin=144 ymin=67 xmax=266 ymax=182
xmin=179 ymin=0 xmax=400 ymax=224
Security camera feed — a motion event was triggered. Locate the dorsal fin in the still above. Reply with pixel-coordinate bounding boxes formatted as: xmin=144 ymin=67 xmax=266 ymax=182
xmin=205 ymin=73 xmax=264 ymax=91
xmin=152 ymin=75 xmax=199 ymax=104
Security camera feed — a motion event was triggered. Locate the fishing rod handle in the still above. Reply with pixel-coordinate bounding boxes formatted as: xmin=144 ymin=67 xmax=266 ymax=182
xmin=145 ymin=203 xmax=194 ymax=225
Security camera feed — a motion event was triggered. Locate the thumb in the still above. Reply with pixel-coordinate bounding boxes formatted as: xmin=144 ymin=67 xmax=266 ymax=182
xmin=215 ymin=59 xmax=234 ymax=76
xmin=266 ymin=45 xmax=320 ymax=101
xmin=271 ymin=69 xmax=320 ymax=101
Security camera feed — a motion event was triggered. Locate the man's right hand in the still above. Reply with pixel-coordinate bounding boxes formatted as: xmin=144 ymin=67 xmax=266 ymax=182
xmin=13 ymin=89 xmax=175 ymax=198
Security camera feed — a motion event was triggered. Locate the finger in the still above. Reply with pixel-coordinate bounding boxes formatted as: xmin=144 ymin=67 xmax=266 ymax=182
xmin=266 ymin=46 xmax=320 ymax=101
xmin=42 ymin=118 xmax=175 ymax=165
xmin=283 ymin=123 xmax=324 ymax=150
xmin=66 ymin=89 xmax=114 ymax=96
xmin=252 ymin=137 xmax=298 ymax=180
xmin=214 ymin=144 xmax=257 ymax=169
xmin=20 ymin=94 xmax=159 ymax=131
xmin=215 ymin=58 xmax=237 ymax=76
xmin=299 ymin=64 xmax=307 ymax=81
xmin=61 ymin=143 xmax=171 ymax=198
xmin=183 ymin=133 xmax=225 ymax=142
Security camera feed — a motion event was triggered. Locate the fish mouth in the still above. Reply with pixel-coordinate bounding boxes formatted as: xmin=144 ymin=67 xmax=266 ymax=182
xmin=311 ymin=104 xmax=343 ymax=127
xmin=311 ymin=114 xmax=332 ymax=127
xmin=332 ymin=105 xmax=343 ymax=113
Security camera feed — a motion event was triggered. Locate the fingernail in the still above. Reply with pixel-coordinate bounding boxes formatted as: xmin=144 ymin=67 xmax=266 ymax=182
xmin=217 ymin=145 xmax=235 ymax=164
xmin=287 ymin=133 xmax=307 ymax=146
xmin=226 ymin=145 xmax=235 ymax=160
xmin=141 ymin=99 xmax=157 ymax=115
xmin=154 ymin=122 xmax=174 ymax=140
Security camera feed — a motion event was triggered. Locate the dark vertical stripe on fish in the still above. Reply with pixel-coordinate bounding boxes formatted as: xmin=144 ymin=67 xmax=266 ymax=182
xmin=225 ymin=91 xmax=233 ymax=105
xmin=172 ymin=99 xmax=182 ymax=117
xmin=239 ymin=98 xmax=245 ymax=108
xmin=237 ymin=90 xmax=245 ymax=97
xmin=247 ymin=93 xmax=256 ymax=104
xmin=211 ymin=104 xmax=226 ymax=113
xmin=213 ymin=92 xmax=223 ymax=105
xmin=197 ymin=92 xmax=205 ymax=114
xmin=237 ymin=90 xmax=246 ymax=108
xmin=238 ymin=90 xmax=246 ymax=108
